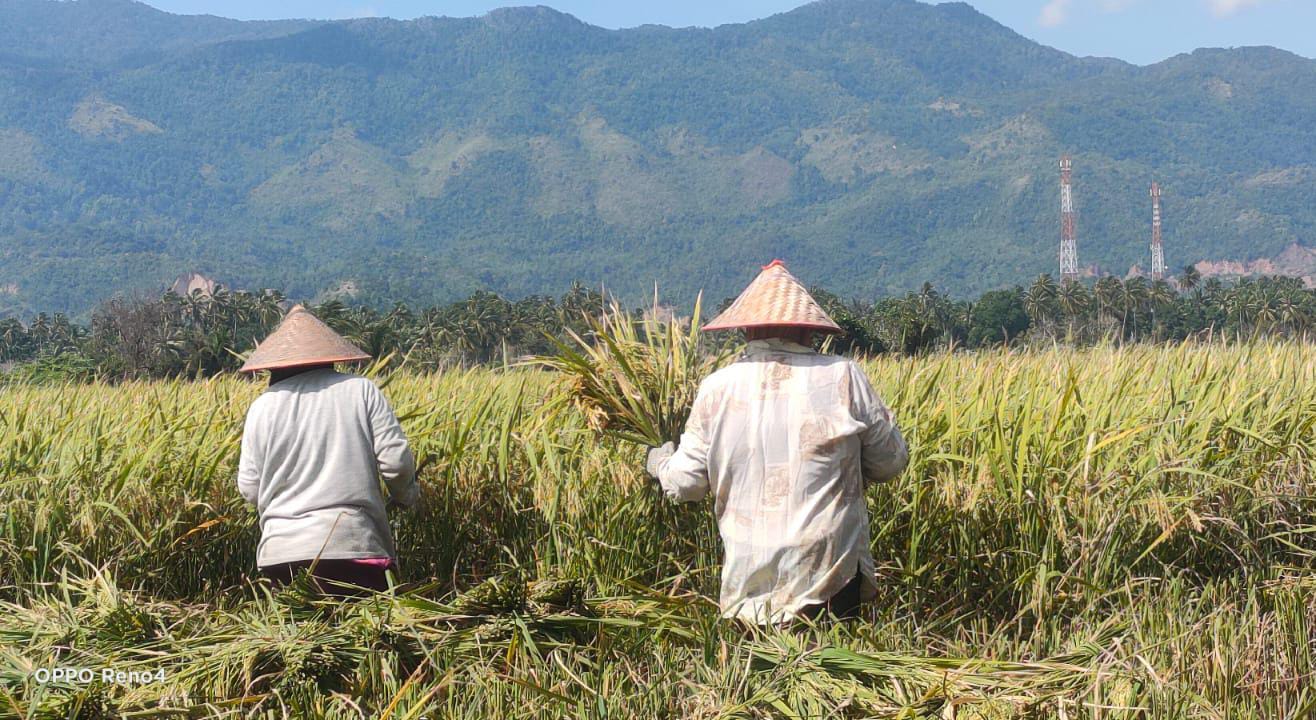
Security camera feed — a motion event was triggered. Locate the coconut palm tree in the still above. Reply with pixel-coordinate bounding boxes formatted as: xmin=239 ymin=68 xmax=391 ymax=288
xmin=1024 ymin=274 xmax=1059 ymax=339
xmin=1118 ymin=276 xmax=1150 ymax=339
xmin=1146 ymin=279 xmax=1177 ymax=340
xmin=0 ymin=318 xmax=28 ymax=362
xmin=1149 ymin=279 xmax=1176 ymax=308
xmin=1093 ymin=276 xmax=1123 ymax=337
xmin=1254 ymin=295 xmax=1279 ymax=334
xmin=911 ymin=284 xmax=957 ymax=351
xmin=1056 ymin=279 xmax=1090 ymax=342
xmin=1222 ymin=282 xmax=1259 ymax=337
xmin=1277 ymin=295 xmax=1308 ymax=335
xmin=1178 ymin=265 xmax=1201 ymax=294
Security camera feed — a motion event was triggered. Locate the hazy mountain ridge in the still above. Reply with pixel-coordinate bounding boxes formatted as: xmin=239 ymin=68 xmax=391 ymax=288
xmin=0 ymin=0 xmax=1313 ymax=315
xmin=0 ymin=0 xmax=318 ymax=66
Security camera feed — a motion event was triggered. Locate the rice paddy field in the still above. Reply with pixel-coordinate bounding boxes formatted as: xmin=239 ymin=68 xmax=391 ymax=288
xmin=3 ymin=342 xmax=1316 ymax=718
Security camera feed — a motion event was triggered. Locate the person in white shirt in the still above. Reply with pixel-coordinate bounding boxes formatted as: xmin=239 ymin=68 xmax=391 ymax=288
xmin=646 ymin=260 xmax=908 ymax=625
xmin=236 ymin=305 xmax=418 ymax=595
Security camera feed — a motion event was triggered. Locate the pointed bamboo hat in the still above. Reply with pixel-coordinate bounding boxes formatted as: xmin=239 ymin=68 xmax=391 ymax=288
xmin=239 ymin=305 xmax=371 ymax=373
xmin=703 ymin=259 xmax=842 ymax=333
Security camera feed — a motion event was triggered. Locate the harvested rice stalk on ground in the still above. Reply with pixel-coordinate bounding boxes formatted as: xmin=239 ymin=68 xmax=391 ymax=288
xmin=534 ymin=296 xmax=733 ymax=446
xmin=527 ymin=576 xmax=587 ymax=615
xmin=741 ymin=623 xmax=1132 ymax=718
xmin=451 ymin=574 xmax=528 ymax=616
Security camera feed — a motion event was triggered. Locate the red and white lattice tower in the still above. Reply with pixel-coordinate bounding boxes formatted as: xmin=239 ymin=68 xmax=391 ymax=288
xmin=1059 ymin=156 xmax=1079 ymax=281
xmin=1150 ymin=182 xmax=1166 ymax=280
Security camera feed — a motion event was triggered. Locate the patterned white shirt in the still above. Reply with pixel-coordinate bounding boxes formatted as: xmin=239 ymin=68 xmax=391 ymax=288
xmin=657 ymin=338 xmax=907 ymax=624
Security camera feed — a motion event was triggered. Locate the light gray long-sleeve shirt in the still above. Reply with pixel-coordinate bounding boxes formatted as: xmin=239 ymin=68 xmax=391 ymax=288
xmin=655 ymin=338 xmax=908 ymax=624
xmin=237 ymin=369 xmax=418 ymax=567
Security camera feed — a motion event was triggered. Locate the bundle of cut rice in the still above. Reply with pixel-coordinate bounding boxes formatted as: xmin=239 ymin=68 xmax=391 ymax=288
xmin=535 ymin=296 xmax=732 ymax=447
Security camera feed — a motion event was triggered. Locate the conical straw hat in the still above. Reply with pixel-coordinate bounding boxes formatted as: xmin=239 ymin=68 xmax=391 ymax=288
xmin=703 ymin=259 xmax=842 ymax=333
xmin=239 ymin=305 xmax=371 ymax=373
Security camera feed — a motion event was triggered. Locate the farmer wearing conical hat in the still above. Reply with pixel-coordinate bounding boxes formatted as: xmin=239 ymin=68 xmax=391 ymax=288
xmin=646 ymin=260 xmax=908 ymax=625
xmin=236 ymin=305 xmax=418 ymax=594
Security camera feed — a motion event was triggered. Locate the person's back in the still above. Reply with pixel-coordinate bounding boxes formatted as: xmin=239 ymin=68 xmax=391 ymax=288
xmin=234 ymin=304 xmax=417 ymax=594
xmin=659 ymin=338 xmax=906 ymax=623
xmin=238 ymin=368 xmax=417 ymax=568
xmin=646 ymin=260 xmax=908 ymax=625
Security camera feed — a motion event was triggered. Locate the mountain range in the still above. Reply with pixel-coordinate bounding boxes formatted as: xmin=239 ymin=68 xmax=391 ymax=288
xmin=1 ymin=0 xmax=1314 ymax=315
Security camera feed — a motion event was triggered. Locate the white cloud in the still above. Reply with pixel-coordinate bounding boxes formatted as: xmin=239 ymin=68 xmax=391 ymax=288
xmin=1038 ymin=0 xmax=1073 ymax=27
xmin=1209 ymin=0 xmax=1267 ymax=17
xmin=1099 ymin=0 xmax=1139 ymax=11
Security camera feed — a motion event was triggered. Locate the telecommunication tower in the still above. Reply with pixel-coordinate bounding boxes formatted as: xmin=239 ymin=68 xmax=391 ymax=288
xmin=1059 ymin=156 xmax=1078 ymax=281
xmin=1150 ymin=182 xmax=1166 ymax=280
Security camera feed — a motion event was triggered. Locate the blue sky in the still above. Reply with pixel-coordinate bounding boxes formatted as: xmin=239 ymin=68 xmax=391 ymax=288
xmin=144 ymin=0 xmax=1316 ymax=65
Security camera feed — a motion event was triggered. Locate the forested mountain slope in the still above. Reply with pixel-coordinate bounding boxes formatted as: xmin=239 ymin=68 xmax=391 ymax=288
xmin=1 ymin=0 xmax=1313 ymax=314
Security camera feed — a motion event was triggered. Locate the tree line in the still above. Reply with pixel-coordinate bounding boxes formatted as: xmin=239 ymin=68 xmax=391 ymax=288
xmin=2 ymin=267 xmax=1315 ymax=382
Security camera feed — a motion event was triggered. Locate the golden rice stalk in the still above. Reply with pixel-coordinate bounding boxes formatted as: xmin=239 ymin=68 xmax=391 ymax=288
xmin=533 ymin=295 xmax=732 ymax=447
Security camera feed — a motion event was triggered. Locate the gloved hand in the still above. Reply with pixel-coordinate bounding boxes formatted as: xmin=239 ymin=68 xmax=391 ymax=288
xmin=645 ymin=442 xmax=676 ymax=479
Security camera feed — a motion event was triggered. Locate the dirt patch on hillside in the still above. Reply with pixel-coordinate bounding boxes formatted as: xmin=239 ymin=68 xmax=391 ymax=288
xmin=1205 ymin=77 xmax=1234 ymax=101
xmin=1195 ymin=243 xmax=1316 ymax=287
xmin=1244 ymin=166 xmax=1310 ymax=188
xmin=68 ymin=96 xmax=162 ymax=141
xmin=927 ymin=98 xmax=980 ymax=117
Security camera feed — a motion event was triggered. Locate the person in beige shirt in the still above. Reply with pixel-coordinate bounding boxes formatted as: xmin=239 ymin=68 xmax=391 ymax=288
xmin=647 ymin=261 xmax=908 ymax=625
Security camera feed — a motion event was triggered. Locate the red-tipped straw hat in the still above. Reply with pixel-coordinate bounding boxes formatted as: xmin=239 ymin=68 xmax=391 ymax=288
xmin=239 ymin=305 xmax=371 ymax=373
xmin=702 ymin=259 xmax=842 ymax=334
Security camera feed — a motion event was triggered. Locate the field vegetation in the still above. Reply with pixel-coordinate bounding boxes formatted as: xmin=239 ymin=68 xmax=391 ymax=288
xmin=3 ymin=339 xmax=1316 ymax=717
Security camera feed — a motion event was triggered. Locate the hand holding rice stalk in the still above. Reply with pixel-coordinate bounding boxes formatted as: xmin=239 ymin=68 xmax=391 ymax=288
xmin=535 ymin=295 xmax=732 ymax=446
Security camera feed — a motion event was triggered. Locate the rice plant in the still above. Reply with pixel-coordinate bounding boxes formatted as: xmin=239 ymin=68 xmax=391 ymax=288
xmin=532 ymin=296 xmax=733 ymax=446
xmin=3 ymin=341 xmax=1316 ymax=717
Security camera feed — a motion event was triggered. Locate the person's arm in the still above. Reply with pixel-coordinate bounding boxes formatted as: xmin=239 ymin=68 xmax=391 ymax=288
xmin=236 ymin=404 xmax=263 ymax=505
xmin=648 ymin=388 xmax=713 ymax=503
xmin=850 ymin=363 xmax=909 ymax=485
xmin=366 ymin=381 xmax=419 ymax=508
